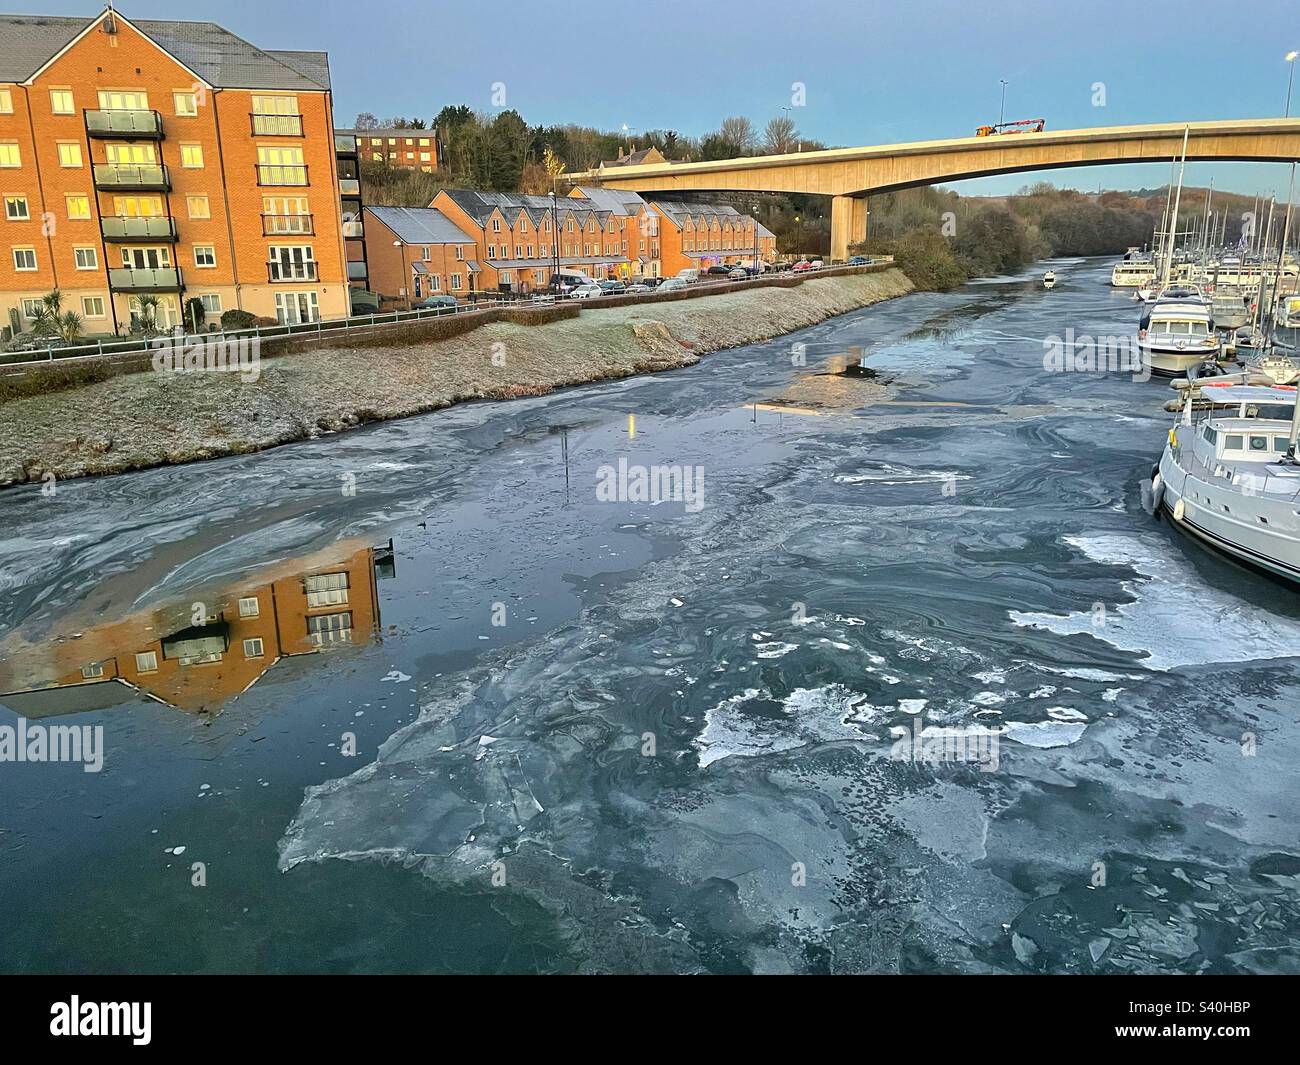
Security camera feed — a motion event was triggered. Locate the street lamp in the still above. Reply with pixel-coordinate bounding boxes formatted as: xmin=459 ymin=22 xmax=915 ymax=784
xmin=794 ymin=214 xmax=801 ymax=260
xmin=394 ymin=239 xmax=411 ymax=310
xmin=999 ymin=79 xmax=1008 ymax=127
xmin=1287 ymin=51 xmax=1299 ymax=118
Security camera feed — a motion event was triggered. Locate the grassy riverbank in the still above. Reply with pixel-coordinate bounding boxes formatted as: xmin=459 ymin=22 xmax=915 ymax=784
xmin=0 ymin=269 xmax=913 ymax=486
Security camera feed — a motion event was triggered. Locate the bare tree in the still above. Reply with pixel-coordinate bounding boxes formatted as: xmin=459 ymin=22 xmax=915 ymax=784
xmin=718 ymin=115 xmax=757 ymax=155
xmin=353 ymin=112 xmax=379 ymax=130
xmin=762 ymin=115 xmax=799 ymax=155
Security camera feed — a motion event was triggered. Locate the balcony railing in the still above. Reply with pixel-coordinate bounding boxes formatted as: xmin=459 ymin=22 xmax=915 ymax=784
xmin=342 ymin=219 xmax=363 ymax=239
xmin=262 ymin=213 xmax=315 ymax=236
xmin=250 ymin=113 xmax=304 ymax=136
xmin=255 ymin=164 xmax=309 ymax=186
xmin=86 ymin=109 xmax=164 ymax=138
xmin=334 ymin=134 xmax=359 ymax=154
xmin=109 ymin=266 xmax=184 ymax=291
xmin=339 ymin=177 xmax=360 ymax=197
xmin=94 ymin=163 xmax=170 ymax=191
xmin=268 ymin=261 xmax=318 ymax=282
xmin=101 ymin=215 xmax=178 ymax=242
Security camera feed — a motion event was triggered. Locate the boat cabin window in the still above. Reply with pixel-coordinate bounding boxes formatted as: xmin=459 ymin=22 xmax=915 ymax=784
xmin=1249 ymin=435 xmax=1270 ymax=452
xmin=1224 ymin=434 xmax=1243 ymax=450
xmin=1245 ymin=404 xmax=1293 ymax=421
xmin=1274 ymin=436 xmax=1291 ymax=452
xmin=1202 ymin=426 xmax=1218 ymax=445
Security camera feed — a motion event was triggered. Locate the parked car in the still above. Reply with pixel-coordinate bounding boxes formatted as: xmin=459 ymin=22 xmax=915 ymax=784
xmin=848 ymin=255 xmax=872 ymax=265
xmin=676 ymin=268 xmax=700 ymax=283
xmin=727 ymin=266 xmax=750 ymax=280
xmin=570 ymin=282 xmax=603 ymax=299
xmin=792 ymin=260 xmax=814 ymax=272
xmin=416 ymin=294 xmax=458 ymax=312
xmin=550 ymin=270 xmax=594 ymax=294
xmin=657 ymin=277 xmax=688 ymax=292
xmin=705 ymin=264 xmax=733 ymax=277
xmin=635 ymin=276 xmax=663 ymax=288
xmin=598 ymin=280 xmax=627 ymax=295
xmin=809 ymin=260 xmax=825 ymax=270
xmin=625 ymin=283 xmax=652 ymax=293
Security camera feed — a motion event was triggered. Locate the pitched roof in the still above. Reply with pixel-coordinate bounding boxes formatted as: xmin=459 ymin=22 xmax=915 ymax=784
xmin=599 ymin=146 xmax=667 ymax=168
xmin=0 ymin=11 xmax=330 ymax=90
xmin=366 ymin=206 xmax=476 ymax=245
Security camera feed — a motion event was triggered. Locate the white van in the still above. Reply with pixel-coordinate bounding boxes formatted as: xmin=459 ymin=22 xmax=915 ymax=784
xmin=676 ymin=268 xmax=700 ymax=283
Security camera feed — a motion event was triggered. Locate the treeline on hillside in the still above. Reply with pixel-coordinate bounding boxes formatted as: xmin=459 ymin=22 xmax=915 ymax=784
xmin=859 ymin=182 xmax=1160 ymax=290
xmin=352 ymin=106 xmax=826 ymax=199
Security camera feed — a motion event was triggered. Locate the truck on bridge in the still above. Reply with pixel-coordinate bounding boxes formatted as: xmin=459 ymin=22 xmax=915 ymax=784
xmin=975 ymin=118 xmax=1046 ymax=137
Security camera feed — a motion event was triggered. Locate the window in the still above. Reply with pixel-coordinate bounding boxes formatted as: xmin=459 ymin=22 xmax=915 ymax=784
xmin=419 ymin=138 xmax=430 ymax=146
xmin=106 ymin=143 xmax=155 ymax=164
xmin=492 ymin=218 xmax=501 ymax=232
xmin=50 ymin=89 xmax=74 ymax=114
xmin=21 ymin=298 xmax=42 ymax=318
xmin=429 ymin=274 xmax=441 ymax=291
xmin=98 ymin=90 xmax=148 ymax=111
xmin=534 ymin=269 xmax=545 ymax=284
xmin=236 ymin=596 xmax=260 ymax=618
xmin=4 ymin=195 xmax=29 ymax=220
xmin=12 ymin=247 xmax=36 ymax=271
xmin=487 ymin=244 xmax=496 ymax=259
xmin=199 ymin=293 xmax=222 ymax=314
xmin=82 ymin=662 xmax=105 ymax=679
xmin=113 ymin=195 xmax=163 ymax=217
xmin=256 ymin=145 xmax=306 ymax=184
xmin=0 ymin=89 xmax=11 ymax=114
xmin=57 ymin=142 xmax=82 ymax=167
xmin=74 ymin=247 xmax=98 ymax=270
xmin=307 ymin=612 xmax=353 ymax=646
xmin=194 ymin=245 xmax=216 ymax=268
xmin=1250 ymin=435 xmax=1269 ymax=452
xmin=187 ymin=194 xmax=210 ymax=219
xmin=1223 ymin=435 xmax=1243 ymax=451
xmin=66 ymin=194 xmax=91 ymax=219
xmin=422 ymin=245 xmax=431 ymax=261
xmin=173 ymin=91 xmax=198 ymax=116
xmin=455 ymin=246 xmax=464 ymax=260
xmin=420 ymin=152 xmax=431 ymax=162
xmin=82 ymin=296 xmax=105 ymax=318
xmin=274 ymin=290 xmax=319 ymax=324
xmin=304 ymin=572 xmax=349 ymax=607
xmin=135 ymin=651 xmax=158 ymax=673
xmin=251 ymin=95 xmax=301 ymax=134
xmin=268 ymin=245 xmax=315 ymax=280
xmin=179 ymin=143 xmax=204 ymax=168
xmin=451 ymin=273 xmax=463 ymax=290
xmin=243 ymin=637 xmax=265 ymax=659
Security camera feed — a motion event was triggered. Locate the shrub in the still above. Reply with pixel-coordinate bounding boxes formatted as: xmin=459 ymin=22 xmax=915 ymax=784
xmin=220 ymin=309 xmax=258 ymax=331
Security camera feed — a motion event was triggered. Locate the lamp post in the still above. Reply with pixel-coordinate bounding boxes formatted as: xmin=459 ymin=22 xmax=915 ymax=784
xmin=394 ymin=239 xmax=411 ymax=310
xmin=1287 ymin=51 xmax=1299 ymax=118
xmin=753 ymin=202 xmax=761 ymax=275
xmin=999 ymin=79 xmax=1008 ymax=127
xmin=794 ymin=214 xmax=801 ymax=260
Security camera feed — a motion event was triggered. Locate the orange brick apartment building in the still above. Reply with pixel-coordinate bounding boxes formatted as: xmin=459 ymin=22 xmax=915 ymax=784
xmin=0 ymin=7 xmax=349 ymax=337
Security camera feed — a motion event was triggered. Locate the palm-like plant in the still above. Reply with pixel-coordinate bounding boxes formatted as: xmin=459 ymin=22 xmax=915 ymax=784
xmin=133 ymin=294 xmax=161 ymax=337
xmin=57 ymin=310 xmax=83 ymax=344
xmin=29 ymin=289 xmax=64 ymax=340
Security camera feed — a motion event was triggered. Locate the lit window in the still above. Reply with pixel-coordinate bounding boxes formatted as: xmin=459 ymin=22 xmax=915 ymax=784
xmin=0 ymin=89 xmax=12 ymax=114
xmin=57 ymin=142 xmax=82 ymax=168
xmin=66 ymin=194 xmax=90 ymax=219
xmin=187 ymin=195 xmax=210 ymax=219
xmin=74 ymin=247 xmax=98 ymax=270
xmin=173 ymin=91 xmax=198 ymax=116
xmin=50 ymin=89 xmax=75 ymax=114
xmin=238 ymin=596 xmax=260 ymax=618
xmin=4 ymin=195 xmax=29 ymax=220
xmin=180 ymin=143 xmax=204 ymax=168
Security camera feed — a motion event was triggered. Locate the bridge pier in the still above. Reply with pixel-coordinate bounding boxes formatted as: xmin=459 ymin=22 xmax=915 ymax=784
xmin=830 ymin=195 xmax=868 ymax=263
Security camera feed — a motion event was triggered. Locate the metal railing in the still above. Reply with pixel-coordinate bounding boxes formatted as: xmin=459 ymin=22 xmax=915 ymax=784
xmin=262 ymin=214 xmax=315 ymax=236
xmin=255 ymin=164 xmax=309 ymax=186
xmin=108 ymin=266 xmax=184 ymax=291
xmin=250 ymin=113 xmax=303 ymax=136
xmin=1 ymin=261 xmax=893 ymax=371
xmin=267 ymin=261 xmax=319 ymax=283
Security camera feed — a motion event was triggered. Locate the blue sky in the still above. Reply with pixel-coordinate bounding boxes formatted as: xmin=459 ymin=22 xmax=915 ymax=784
xmin=24 ymin=0 xmax=1300 ymax=197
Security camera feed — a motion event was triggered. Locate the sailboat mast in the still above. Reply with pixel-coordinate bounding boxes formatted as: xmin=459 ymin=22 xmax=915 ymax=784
xmin=1162 ymin=127 xmax=1190 ymax=288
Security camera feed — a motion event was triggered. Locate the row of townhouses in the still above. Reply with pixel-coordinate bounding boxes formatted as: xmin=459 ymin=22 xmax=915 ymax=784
xmin=0 ymin=5 xmax=778 ymax=339
xmin=362 ymin=187 xmax=778 ymax=302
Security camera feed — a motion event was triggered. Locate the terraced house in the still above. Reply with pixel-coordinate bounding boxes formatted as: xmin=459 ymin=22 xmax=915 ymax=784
xmin=0 ymin=6 xmax=348 ymax=338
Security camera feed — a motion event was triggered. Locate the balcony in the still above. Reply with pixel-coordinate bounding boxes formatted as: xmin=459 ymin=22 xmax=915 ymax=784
xmin=335 ymin=134 xmax=359 ymax=154
xmin=86 ymin=109 xmax=164 ymax=139
xmin=109 ymin=266 xmax=184 ymax=292
xmin=250 ymin=113 xmax=304 ymax=136
xmin=342 ymin=219 xmax=363 ymax=239
xmin=262 ymin=213 xmax=315 ymax=236
xmin=347 ymin=261 xmax=369 ymax=282
xmin=94 ymin=163 xmax=170 ymax=191
xmin=267 ymin=261 xmax=318 ymax=283
xmin=256 ymin=164 xmax=309 ymax=186
xmin=339 ymin=177 xmax=360 ymax=197
xmin=101 ymin=215 xmax=178 ymax=242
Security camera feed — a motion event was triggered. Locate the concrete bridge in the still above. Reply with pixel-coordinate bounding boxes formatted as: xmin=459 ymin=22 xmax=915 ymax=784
xmin=570 ymin=119 xmax=1300 ymax=261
